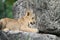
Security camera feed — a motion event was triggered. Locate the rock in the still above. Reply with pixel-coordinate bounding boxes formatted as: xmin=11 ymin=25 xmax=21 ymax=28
xmin=0 ymin=31 xmax=60 ymax=40
xmin=1 ymin=0 xmax=60 ymax=40
xmin=12 ymin=0 xmax=60 ymax=35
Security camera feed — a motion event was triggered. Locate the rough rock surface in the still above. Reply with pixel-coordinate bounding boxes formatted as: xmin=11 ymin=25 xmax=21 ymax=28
xmin=13 ymin=0 xmax=60 ymax=35
xmin=1 ymin=0 xmax=59 ymax=40
xmin=0 ymin=31 xmax=60 ymax=40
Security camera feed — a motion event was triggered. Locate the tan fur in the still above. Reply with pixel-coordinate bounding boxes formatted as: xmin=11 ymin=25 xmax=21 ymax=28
xmin=0 ymin=18 xmax=16 ymax=29
xmin=0 ymin=10 xmax=38 ymax=33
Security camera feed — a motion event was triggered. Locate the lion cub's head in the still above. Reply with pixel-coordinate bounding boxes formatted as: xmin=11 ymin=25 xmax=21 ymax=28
xmin=24 ymin=10 xmax=36 ymax=25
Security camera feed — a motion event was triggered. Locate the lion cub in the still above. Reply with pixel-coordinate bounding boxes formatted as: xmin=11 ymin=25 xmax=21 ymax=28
xmin=0 ymin=10 xmax=38 ymax=33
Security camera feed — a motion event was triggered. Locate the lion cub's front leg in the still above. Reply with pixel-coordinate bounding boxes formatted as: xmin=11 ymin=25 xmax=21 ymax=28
xmin=20 ymin=27 xmax=38 ymax=33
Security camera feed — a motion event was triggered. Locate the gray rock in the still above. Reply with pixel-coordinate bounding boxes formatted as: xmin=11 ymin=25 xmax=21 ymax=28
xmin=1 ymin=0 xmax=60 ymax=40
xmin=12 ymin=0 xmax=60 ymax=35
xmin=0 ymin=31 xmax=60 ymax=40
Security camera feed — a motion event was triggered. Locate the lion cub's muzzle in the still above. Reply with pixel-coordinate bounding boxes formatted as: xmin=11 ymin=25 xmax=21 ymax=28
xmin=30 ymin=22 xmax=35 ymax=25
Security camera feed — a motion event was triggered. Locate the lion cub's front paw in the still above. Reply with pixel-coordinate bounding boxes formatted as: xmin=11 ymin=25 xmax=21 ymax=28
xmin=32 ymin=28 xmax=39 ymax=33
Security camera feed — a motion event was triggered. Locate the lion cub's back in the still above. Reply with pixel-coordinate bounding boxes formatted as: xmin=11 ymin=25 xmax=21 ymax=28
xmin=6 ymin=20 xmax=20 ymax=31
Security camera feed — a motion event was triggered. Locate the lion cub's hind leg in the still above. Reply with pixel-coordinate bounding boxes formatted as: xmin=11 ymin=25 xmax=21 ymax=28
xmin=3 ymin=28 xmax=9 ymax=32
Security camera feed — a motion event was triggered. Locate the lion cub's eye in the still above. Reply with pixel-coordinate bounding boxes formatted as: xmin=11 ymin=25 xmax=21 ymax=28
xmin=32 ymin=17 xmax=34 ymax=19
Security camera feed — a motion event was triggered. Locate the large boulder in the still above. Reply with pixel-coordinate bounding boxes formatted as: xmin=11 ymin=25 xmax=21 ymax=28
xmin=1 ymin=0 xmax=60 ymax=40
xmin=0 ymin=31 xmax=59 ymax=40
xmin=13 ymin=0 xmax=60 ymax=35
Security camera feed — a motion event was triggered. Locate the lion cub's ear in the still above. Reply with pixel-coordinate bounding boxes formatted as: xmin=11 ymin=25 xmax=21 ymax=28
xmin=26 ymin=12 xmax=30 ymax=16
xmin=25 ymin=11 xmax=31 ymax=16
xmin=25 ymin=9 xmax=33 ymax=16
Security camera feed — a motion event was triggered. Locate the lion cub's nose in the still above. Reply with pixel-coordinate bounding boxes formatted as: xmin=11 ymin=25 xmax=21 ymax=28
xmin=30 ymin=22 xmax=35 ymax=25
